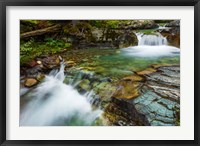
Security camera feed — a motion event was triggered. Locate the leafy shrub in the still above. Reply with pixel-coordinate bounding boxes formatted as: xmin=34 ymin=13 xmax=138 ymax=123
xmin=20 ymin=38 xmax=71 ymax=65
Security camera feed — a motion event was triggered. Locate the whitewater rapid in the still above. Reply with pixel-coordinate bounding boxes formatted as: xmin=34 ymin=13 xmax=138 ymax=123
xmin=20 ymin=63 xmax=102 ymax=126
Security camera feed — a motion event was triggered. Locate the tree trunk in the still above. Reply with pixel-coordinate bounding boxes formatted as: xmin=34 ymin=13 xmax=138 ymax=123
xmin=20 ymin=24 xmax=62 ymax=39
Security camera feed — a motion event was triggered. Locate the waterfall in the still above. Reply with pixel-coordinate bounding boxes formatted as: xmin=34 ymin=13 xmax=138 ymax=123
xmin=137 ymin=33 xmax=168 ymax=46
xmin=121 ymin=33 xmax=180 ymax=57
xmin=20 ymin=63 xmax=102 ymax=126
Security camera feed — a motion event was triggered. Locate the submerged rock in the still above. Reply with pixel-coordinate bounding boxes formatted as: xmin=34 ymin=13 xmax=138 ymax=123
xmin=78 ymin=79 xmax=91 ymax=93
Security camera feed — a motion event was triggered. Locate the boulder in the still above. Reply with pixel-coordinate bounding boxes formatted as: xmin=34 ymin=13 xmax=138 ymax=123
xmin=40 ymin=56 xmax=60 ymax=69
xmin=165 ymin=20 xmax=180 ymax=27
xmin=24 ymin=78 xmax=38 ymax=87
xmin=24 ymin=60 xmax=37 ymax=67
xmin=103 ymin=97 xmax=150 ymax=126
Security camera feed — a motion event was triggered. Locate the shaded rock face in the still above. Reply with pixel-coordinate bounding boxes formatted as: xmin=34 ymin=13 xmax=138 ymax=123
xmin=165 ymin=20 xmax=180 ymax=27
xmin=103 ymin=98 xmax=150 ymax=126
xmin=118 ymin=20 xmax=159 ymax=30
xmin=159 ymin=20 xmax=180 ymax=48
xmin=61 ymin=20 xmax=159 ymax=49
xmin=160 ymin=29 xmax=180 ymax=48
xmin=73 ymin=29 xmax=138 ymax=49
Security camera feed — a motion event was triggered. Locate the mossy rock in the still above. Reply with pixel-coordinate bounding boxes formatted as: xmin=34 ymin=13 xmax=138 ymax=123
xmin=137 ymin=68 xmax=157 ymax=75
xmin=93 ymin=82 xmax=117 ymax=100
xmin=113 ymin=81 xmax=140 ymax=99
xmin=122 ymin=74 xmax=144 ymax=82
xmin=78 ymin=79 xmax=91 ymax=91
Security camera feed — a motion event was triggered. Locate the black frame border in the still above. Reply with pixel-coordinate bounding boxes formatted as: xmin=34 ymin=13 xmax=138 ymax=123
xmin=0 ymin=0 xmax=199 ymax=146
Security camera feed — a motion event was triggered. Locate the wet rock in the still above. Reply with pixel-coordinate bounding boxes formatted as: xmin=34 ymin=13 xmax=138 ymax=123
xmin=103 ymin=97 xmax=150 ymax=126
xmin=151 ymin=64 xmax=172 ymax=69
xmin=78 ymin=79 xmax=91 ymax=93
xmin=159 ymin=22 xmax=180 ymax=48
xmin=25 ymin=60 xmax=37 ymax=67
xmin=39 ymin=56 xmax=60 ymax=69
xmin=122 ymin=74 xmax=144 ymax=82
xmin=36 ymin=73 xmax=45 ymax=81
xmin=24 ymin=78 xmax=38 ymax=87
xmin=137 ymin=68 xmax=157 ymax=75
xmin=145 ymin=69 xmax=180 ymax=87
xmin=132 ymin=65 xmax=180 ymax=126
xmin=151 ymin=120 xmax=173 ymax=126
xmin=148 ymin=85 xmax=180 ymax=101
xmin=65 ymin=60 xmax=76 ymax=68
xmin=93 ymin=82 xmax=117 ymax=101
xmin=25 ymin=65 xmax=43 ymax=76
xmin=165 ymin=20 xmax=180 ymax=27
xmin=100 ymin=77 xmax=112 ymax=82
xmin=113 ymin=80 xmax=141 ymax=99
xmin=116 ymin=31 xmax=138 ymax=48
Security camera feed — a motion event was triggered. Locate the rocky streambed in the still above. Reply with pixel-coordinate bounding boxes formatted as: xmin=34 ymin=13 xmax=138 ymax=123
xmin=65 ymin=64 xmax=180 ymax=126
xmin=20 ymin=20 xmax=180 ymax=126
xmin=20 ymin=49 xmax=180 ymax=126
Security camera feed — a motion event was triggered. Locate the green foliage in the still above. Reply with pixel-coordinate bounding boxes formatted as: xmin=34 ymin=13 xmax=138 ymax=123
xmin=20 ymin=38 xmax=71 ymax=65
xmin=45 ymin=38 xmax=65 ymax=47
xmin=158 ymin=23 xmax=166 ymax=27
xmin=64 ymin=43 xmax=72 ymax=48
xmin=90 ymin=20 xmax=122 ymax=29
xmin=154 ymin=20 xmax=173 ymax=23
xmin=21 ymin=20 xmax=40 ymax=25
xmin=137 ymin=29 xmax=157 ymax=35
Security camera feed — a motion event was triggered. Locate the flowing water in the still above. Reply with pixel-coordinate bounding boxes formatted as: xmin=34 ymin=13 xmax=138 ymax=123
xmin=80 ymin=32 xmax=180 ymax=78
xmin=122 ymin=33 xmax=179 ymax=57
xmin=20 ymin=63 xmax=102 ymax=126
xmin=20 ymin=30 xmax=180 ymax=126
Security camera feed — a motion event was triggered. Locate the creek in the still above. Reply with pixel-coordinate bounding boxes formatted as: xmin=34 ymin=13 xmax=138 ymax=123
xmin=20 ymin=29 xmax=180 ymax=126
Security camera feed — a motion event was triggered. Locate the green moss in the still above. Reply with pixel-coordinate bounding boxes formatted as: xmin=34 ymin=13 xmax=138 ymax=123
xmin=20 ymin=38 xmax=71 ymax=65
xmin=158 ymin=23 xmax=166 ymax=27
xmin=137 ymin=29 xmax=157 ymax=35
xmin=21 ymin=20 xmax=40 ymax=25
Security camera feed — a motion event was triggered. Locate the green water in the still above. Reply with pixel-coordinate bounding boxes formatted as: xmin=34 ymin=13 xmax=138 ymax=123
xmin=78 ymin=49 xmax=180 ymax=78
